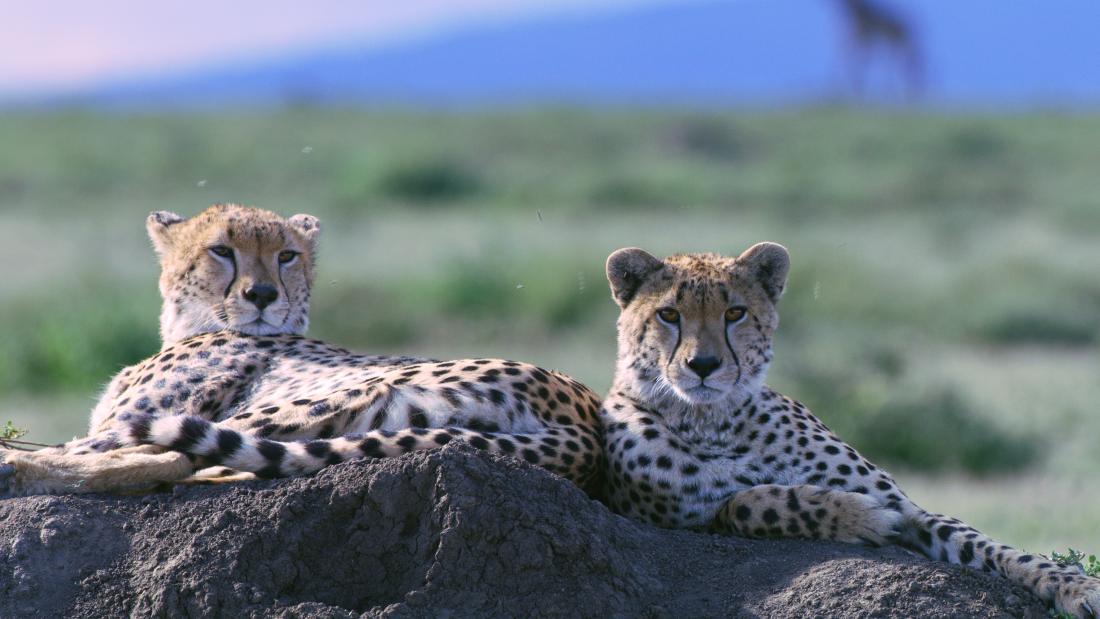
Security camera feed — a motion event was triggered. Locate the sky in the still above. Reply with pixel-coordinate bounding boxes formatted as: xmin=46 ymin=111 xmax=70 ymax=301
xmin=6 ymin=0 xmax=1097 ymax=106
xmin=0 ymin=0 xmax=670 ymax=94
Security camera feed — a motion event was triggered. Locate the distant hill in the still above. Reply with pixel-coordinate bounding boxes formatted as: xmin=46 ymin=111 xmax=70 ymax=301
xmin=32 ymin=0 xmax=1100 ymax=107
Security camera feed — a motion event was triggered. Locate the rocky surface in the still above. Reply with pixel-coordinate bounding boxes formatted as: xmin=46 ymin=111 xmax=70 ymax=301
xmin=0 ymin=445 xmax=1047 ymax=618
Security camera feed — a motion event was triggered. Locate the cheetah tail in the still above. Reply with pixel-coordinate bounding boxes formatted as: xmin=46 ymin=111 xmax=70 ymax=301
xmin=127 ymin=413 xmax=463 ymax=478
xmin=126 ymin=413 xmax=598 ymax=485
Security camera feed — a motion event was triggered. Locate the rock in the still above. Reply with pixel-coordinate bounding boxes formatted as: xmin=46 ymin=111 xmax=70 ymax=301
xmin=0 ymin=445 xmax=1048 ymax=618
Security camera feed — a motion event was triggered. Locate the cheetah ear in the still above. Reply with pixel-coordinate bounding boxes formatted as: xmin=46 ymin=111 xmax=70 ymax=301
xmin=606 ymin=247 xmax=665 ymax=308
xmin=287 ymin=214 xmax=321 ymax=253
xmin=736 ymin=242 xmax=790 ymax=303
xmin=146 ymin=211 xmax=185 ymax=258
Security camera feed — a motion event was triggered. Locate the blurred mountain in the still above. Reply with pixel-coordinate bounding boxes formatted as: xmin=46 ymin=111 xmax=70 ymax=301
xmin=30 ymin=0 xmax=1100 ymax=107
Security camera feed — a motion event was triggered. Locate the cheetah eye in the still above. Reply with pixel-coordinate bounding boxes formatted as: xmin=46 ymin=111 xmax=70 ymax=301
xmin=656 ymin=308 xmax=680 ymax=324
xmin=278 ymin=250 xmax=299 ymax=265
xmin=209 ymin=245 xmax=233 ymax=258
xmin=724 ymin=306 xmax=747 ymax=323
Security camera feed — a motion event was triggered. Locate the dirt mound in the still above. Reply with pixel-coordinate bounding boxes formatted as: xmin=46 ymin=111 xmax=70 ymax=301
xmin=0 ymin=445 xmax=1047 ymax=618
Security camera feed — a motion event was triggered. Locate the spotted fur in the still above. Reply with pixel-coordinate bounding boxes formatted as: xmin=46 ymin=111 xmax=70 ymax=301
xmin=0 ymin=333 xmax=602 ymax=495
xmin=0 ymin=205 xmax=602 ymax=498
xmin=600 ymin=244 xmax=1100 ymax=618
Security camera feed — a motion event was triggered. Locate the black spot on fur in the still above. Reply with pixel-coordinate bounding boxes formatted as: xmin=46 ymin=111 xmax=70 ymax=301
xmin=256 ymin=440 xmax=286 ymax=463
xmin=960 ymin=541 xmax=975 ymax=564
xmin=130 ymin=415 xmax=152 ymax=442
xmin=305 ymin=440 xmax=331 ymax=458
xmin=170 ymin=417 xmax=210 ymax=452
xmin=409 ymin=406 xmax=428 ymax=428
xmin=397 ymin=435 xmax=418 ymax=452
xmin=212 ymin=429 xmax=242 ymax=461
xmin=359 ymin=437 xmax=385 ymax=458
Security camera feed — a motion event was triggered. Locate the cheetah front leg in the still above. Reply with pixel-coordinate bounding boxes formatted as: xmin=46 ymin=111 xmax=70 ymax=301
xmin=715 ymin=484 xmax=902 ymax=545
xmin=711 ymin=480 xmax=1100 ymax=616
xmin=889 ymin=502 xmax=1100 ymax=618
xmin=0 ymin=445 xmax=194 ymax=496
xmin=794 ymin=438 xmax=1100 ymax=618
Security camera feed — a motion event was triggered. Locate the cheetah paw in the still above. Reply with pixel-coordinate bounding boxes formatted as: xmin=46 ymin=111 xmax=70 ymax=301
xmin=0 ymin=452 xmax=49 ymax=497
xmin=0 ymin=461 xmax=16 ymax=498
xmin=1055 ymin=578 xmax=1100 ymax=619
xmin=829 ymin=492 xmax=904 ymax=546
xmin=0 ymin=449 xmax=95 ymax=497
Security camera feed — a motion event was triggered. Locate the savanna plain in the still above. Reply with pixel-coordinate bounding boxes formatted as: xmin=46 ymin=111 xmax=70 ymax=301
xmin=1 ymin=107 xmax=1096 ymax=553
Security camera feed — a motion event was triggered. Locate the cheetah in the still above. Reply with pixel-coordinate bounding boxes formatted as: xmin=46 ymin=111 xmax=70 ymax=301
xmin=88 ymin=203 xmax=323 ymax=434
xmin=599 ymin=243 xmax=1100 ymax=618
xmin=0 ymin=206 xmax=602 ymax=497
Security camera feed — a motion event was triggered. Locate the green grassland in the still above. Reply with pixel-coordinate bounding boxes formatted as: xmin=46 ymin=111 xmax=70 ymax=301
xmin=0 ymin=107 xmax=1097 ymax=550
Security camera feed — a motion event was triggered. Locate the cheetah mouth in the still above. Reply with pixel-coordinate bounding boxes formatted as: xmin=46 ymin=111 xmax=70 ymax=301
xmin=227 ymin=305 xmax=290 ymax=331
xmin=232 ymin=317 xmax=282 ymax=335
xmin=679 ymin=383 xmax=725 ymax=403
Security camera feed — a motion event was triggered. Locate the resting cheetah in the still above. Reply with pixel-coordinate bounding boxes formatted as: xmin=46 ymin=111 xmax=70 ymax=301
xmin=88 ymin=203 xmax=322 ymax=433
xmin=0 ymin=205 xmax=602 ymax=496
xmin=600 ymin=243 xmax=1100 ymax=618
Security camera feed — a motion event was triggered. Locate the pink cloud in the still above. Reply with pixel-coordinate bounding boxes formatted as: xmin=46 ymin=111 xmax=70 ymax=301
xmin=0 ymin=0 xmax=657 ymax=93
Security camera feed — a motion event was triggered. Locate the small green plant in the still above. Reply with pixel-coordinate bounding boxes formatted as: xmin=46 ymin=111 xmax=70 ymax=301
xmin=1 ymin=420 xmax=25 ymax=441
xmin=1 ymin=421 xmax=28 ymax=449
xmin=0 ymin=421 xmax=51 ymax=451
xmin=1049 ymin=548 xmax=1100 ymax=577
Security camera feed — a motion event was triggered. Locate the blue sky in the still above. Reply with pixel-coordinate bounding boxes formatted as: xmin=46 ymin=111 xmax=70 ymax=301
xmin=5 ymin=0 xmax=1097 ymax=106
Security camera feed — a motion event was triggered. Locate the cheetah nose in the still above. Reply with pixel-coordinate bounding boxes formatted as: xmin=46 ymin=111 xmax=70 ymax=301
xmin=243 ymin=283 xmax=279 ymax=310
xmin=686 ymin=355 xmax=722 ymax=379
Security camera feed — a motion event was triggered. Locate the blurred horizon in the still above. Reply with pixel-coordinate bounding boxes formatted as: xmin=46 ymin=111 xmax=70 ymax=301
xmin=4 ymin=0 xmax=1100 ymax=108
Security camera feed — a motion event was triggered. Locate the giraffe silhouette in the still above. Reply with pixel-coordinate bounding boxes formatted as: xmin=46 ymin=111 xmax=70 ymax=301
xmin=834 ymin=0 xmax=923 ymax=99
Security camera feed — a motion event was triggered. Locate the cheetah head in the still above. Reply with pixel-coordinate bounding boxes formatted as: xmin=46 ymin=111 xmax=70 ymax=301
xmin=147 ymin=203 xmax=321 ymax=344
xmin=606 ymin=243 xmax=789 ymax=406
